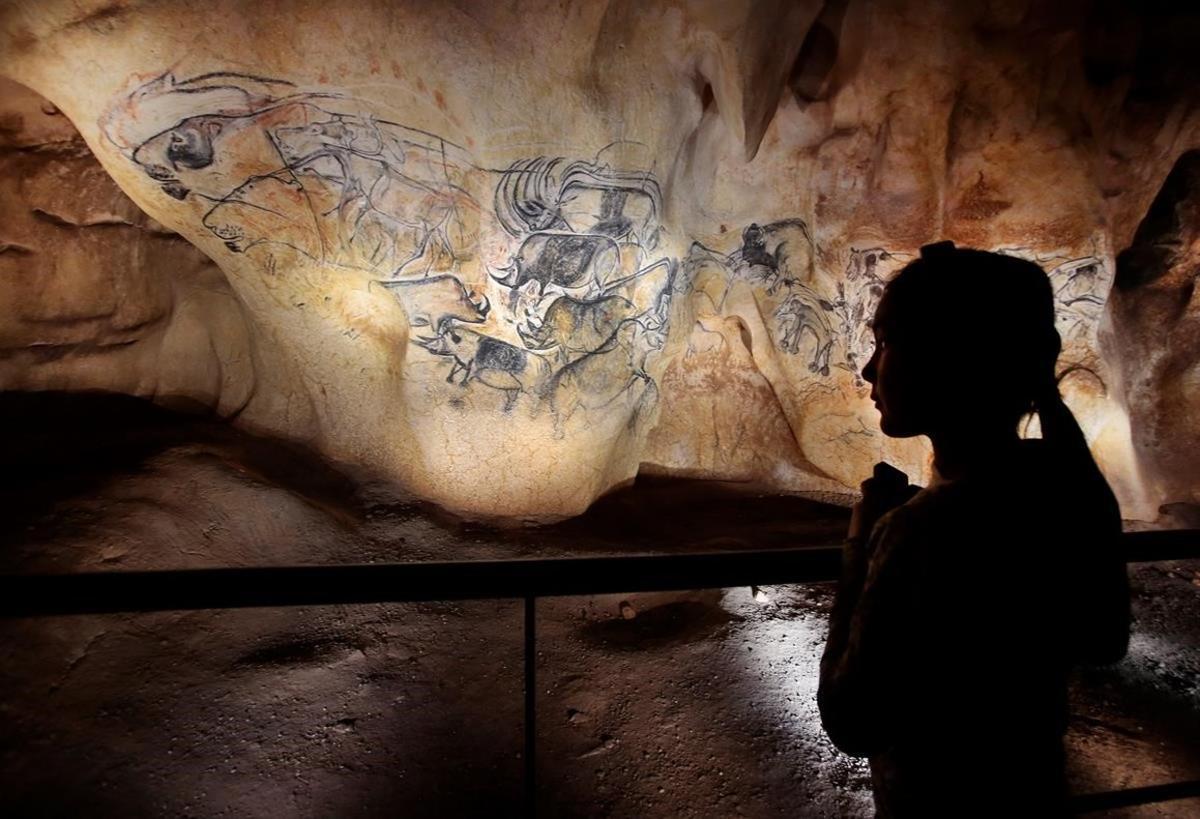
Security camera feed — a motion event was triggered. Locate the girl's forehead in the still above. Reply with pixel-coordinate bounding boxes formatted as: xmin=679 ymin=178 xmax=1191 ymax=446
xmin=870 ymin=291 xmax=899 ymax=330
xmin=870 ymin=290 xmax=930 ymax=339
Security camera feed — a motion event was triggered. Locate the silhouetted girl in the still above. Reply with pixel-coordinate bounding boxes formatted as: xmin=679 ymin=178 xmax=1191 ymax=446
xmin=818 ymin=242 xmax=1130 ymax=818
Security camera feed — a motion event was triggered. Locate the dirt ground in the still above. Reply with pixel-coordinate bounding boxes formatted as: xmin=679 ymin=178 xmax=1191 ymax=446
xmin=0 ymin=393 xmax=1196 ymax=818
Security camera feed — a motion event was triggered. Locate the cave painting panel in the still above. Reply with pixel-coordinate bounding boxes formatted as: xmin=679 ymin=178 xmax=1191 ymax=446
xmin=683 ymin=226 xmax=907 ymax=386
xmin=995 ymin=246 xmax=1115 ymax=355
xmin=103 ymin=71 xmax=899 ymax=439
xmin=96 ymin=69 xmax=1135 ymax=515
xmin=102 ymin=71 xmax=676 ymax=432
xmin=107 ymin=73 xmax=482 ymax=276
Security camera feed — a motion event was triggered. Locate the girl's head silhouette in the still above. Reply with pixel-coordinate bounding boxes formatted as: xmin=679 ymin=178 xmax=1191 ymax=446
xmin=863 ymin=241 xmax=1088 ymax=467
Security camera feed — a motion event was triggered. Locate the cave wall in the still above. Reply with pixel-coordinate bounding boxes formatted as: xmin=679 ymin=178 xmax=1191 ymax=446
xmin=0 ymin=78 xmax=292 ymax=421
xmin=1 ymin=0 xmax=1197 ymax=521
xmin=1109 ymin=150 xmax=1200 ymax=509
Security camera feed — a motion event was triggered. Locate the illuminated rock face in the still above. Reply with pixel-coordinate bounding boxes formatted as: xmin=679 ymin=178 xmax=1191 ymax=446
xmin=1109 ymin=152 xmax=1200 ymax=507
xmin=0 ymin=0 xmax=1197 ymax=520
xmin=0 ymin=79 xmax=266 ymax=417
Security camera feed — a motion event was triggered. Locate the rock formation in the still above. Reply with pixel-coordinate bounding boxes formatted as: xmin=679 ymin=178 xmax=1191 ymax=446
xmin=0 ymin=79 xmax=275 ymax=418
xmin=1109 ymin=151 xmax=1200 ymax=508
xmin=1 ymin=0 xmax=1198 ymax=521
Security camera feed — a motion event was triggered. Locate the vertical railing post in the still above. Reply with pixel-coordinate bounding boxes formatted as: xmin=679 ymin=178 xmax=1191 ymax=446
xmin=524 ymin=595 xmax=536 ymax=817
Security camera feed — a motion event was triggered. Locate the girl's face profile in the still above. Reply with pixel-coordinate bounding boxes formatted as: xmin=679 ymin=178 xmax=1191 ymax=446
xmin=863 ymin=291 xmax=939 ymax=439
xmin=864 ymin=253 xmax=1059 ymax=444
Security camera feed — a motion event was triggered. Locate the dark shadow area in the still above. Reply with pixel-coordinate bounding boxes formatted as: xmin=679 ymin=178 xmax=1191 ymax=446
xmin=0 ymin=390 xmax=361 ymax=547
xmin=578 ymin=599 xmax=737 ymax=652
xmin=0 ymin=389 xmax=851 ymax=568
xmin=540 ymin=474 xmax=849 ymax=553
xmin=232 ymin=632 xmax=372 ymax=669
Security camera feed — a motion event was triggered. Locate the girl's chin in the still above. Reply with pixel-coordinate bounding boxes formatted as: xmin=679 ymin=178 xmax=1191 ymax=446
xmin=878 ymin=415 xmax=922 ymax=439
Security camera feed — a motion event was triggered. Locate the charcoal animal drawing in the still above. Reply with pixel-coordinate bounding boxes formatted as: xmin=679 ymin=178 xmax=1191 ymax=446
xmin=103 ymin=74 xmax=674 ymax=422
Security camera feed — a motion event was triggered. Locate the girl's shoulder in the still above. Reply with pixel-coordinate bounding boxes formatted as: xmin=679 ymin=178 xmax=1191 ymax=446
xmin=884 ymin=464 xmax=1053 ymax=550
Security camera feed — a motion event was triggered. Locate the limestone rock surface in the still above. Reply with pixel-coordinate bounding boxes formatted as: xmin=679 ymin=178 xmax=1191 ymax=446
xmin=0 ymin=0 xmax=1197 ymax=520
xmin=0 ymin=79 xmax=271 ymax=419
xmin=1109 ymin=151 xmax=1200 ymax=506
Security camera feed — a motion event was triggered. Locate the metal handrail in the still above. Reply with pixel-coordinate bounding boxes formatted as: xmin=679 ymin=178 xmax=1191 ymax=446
xmin=1 ymin=529 xmax=1194 ymax=618
xmin=0 ymin=547 xmax=842 ymax=618
xmin=1072 ymin=779 xmax=1200 ymax=814
xmin=1 ymin=528 xmax=1197 ymax=817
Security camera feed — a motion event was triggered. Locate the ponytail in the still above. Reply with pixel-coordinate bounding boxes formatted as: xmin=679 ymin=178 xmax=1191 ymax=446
xmin=1034 ymin=365 xmax=1121 ymax=524
xmin=1037 ymin=370 xmax=1129 ymax=666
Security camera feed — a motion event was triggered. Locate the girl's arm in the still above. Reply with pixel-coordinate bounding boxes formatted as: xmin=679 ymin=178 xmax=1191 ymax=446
xmin=819 ymin=507 xmax=920 ymax=757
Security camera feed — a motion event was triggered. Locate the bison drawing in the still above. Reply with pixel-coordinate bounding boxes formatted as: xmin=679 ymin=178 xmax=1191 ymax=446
xmin=735 ymin=219 xmax=816 ymax=295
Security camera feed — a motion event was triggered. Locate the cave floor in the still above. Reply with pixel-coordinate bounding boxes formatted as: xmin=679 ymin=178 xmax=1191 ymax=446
xmin=0 ymin=394 xmax=1197 ymax=818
